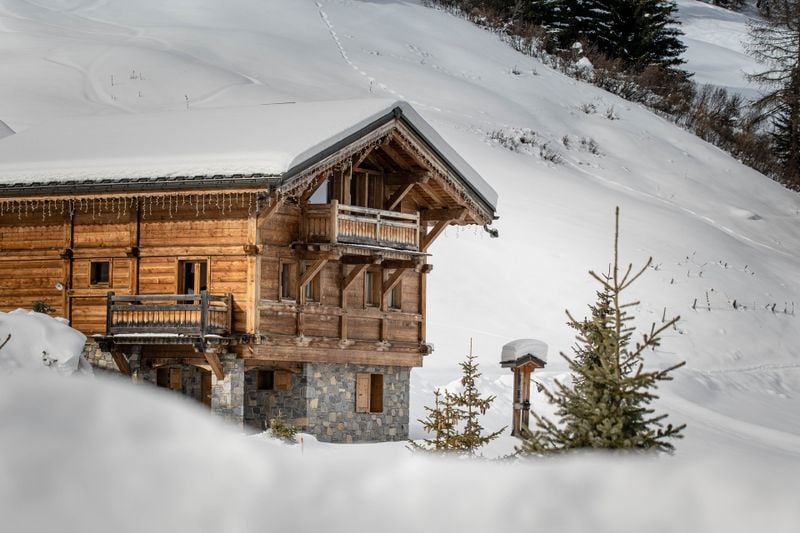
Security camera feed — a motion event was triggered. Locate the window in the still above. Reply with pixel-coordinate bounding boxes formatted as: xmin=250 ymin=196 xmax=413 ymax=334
xmin=178 ymin=260 xmax=207 ymax=295
xmin=364 ymin=270 xmax=380 ymax=307
xmin=387 ymin=281 xmax=401 ymax=310
xmin=355 ymin=373 xmax=383 ymax=413
xmin=301 ymin=262 xmax=320 ymax=303
xmin=280 ymin=262 xmax=296 ymax=300
xmin=257 ymin=370 xmax=274 ymax=391
xmin=156 ymin=367 xmax=182 ymax=391
xmin=90 ymin=261 xmax=110 ymax=286
xmin=257 ymin=369 xmax=292 ymax=391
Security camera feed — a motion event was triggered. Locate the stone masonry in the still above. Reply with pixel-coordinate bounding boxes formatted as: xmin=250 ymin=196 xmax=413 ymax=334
xmin=305 ymin=363 xmax=410 ymax=443
xmin=211 ymin=353 xmax=245 ymax=427
xmin=244 ymin=369 xmax=308 ymax=431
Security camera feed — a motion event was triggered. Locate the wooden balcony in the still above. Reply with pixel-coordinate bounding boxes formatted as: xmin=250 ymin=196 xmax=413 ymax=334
xmin=105 ymin=291 xmax=233 ymax=339
xmin=303 ymin=200 xmax=420 ymax=251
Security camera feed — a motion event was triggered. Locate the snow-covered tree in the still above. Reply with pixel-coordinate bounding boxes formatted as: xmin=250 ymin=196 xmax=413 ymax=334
xmin=518 ymin=208 xmax=685 ymax=455
xmin=746 ymin=0 xmax=800 ymax=188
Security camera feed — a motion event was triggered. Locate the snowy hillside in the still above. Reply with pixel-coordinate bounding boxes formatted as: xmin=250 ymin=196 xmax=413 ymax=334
xmin=0 ymin=0 xmax=799 ymax=529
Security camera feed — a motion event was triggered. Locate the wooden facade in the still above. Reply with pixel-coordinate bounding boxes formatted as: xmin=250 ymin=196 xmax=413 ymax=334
xmin=0 ymin=103 xmax=496 ymax=383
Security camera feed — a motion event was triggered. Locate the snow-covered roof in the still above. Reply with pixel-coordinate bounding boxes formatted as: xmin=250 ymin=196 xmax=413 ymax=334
xmin=501 ymin=338 xmax=548 ymax=366
xmin=0 ymin=119 xmax=13 ymax=140
xmin=0 ymin=100 xmax=497 ymax=211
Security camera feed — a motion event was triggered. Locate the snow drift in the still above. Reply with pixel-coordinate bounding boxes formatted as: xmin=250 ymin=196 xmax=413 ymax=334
xmin=0 ymin=309 xmax=88 ymax=375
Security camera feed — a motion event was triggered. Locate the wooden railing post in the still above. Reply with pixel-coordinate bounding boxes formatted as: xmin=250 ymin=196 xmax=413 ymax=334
xmin=330 ymin=199 xmax=339 ymax=244
xmin=106 ymin=291 xmax=115 ymax=335
xmin=200 ymin=290 xmax=208 ymax=338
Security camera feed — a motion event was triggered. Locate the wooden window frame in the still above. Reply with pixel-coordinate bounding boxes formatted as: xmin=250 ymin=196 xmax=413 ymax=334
xmin=156 ymin=367 xmax=182 ymax=391
xmin=89 ymin=260 xmax=111 ymax=287
xmin=355 ymin=372 xmax=384 ymax=413
xmin=279 ymin=261 xmax=297 ymax=301
xmin=257 ymin=369 xmax=275 ymax=391
xmin=177 ymin=258 xmax=209 ymax=295
xmin=364 ymin=269 xmax=380 ymax=308
xmin=301 ymin=261 xmax=321 ymax=304
xmin=387 ymin=280 xmax=402 ymax=311
xmin=256 ymin=369 xmax=292 ymax=392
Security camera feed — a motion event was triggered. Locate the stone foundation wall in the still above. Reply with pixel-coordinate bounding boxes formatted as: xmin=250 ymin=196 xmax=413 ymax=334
xmin=140 ymin=363 xmax=205 ymax=403
xmin=211 ymin=354 xmax=245 ymax=427
xmin=305 ymin=363 xmax=410 ymax=443
xmin=244 ymin=369 xmax=308 ymax=431
xmin=81 ymin=341 xmax=120 ymax=372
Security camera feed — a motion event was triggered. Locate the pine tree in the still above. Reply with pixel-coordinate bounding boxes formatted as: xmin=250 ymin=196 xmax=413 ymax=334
xmin=450 ymin=341 xmax=505 ymax=454
xmin=412 ymin=342 xmax=505 ymax=454
xmin=594 ymin=0 xmax=686 ymax=71
xmin=518 ymin=207 xmax=686 ymax=455
xmin=411 ymin=387 xmax=461 ymax=451
xmin=746 ymin=0 xmax=800 ymax=188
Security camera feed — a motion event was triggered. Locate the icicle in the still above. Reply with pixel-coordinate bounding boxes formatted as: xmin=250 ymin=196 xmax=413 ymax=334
xmin=201 ymin=194 xmax=206 ymax=214
xmin=195 ymin=194 xmax=200 ymax=217
xmin=248 ymin=193 xmax=253 ymax=216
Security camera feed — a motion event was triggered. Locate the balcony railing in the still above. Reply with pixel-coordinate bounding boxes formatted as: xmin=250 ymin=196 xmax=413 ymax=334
xmin=303 ymin=200 xmax=420 ymax=250
xmin=106 ymin=291 xmax=233 ymax=337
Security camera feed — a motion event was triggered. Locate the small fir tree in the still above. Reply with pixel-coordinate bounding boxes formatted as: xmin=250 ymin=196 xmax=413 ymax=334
xmin=410 ymin=388 xmax=461 ymax=452
xmin=519 ymin=207 xmax=685 ymax=455
xmin=450 ymin=341 xmax=505 ymax=454
xmin=412 ymin=341 xmax=505 ymax=454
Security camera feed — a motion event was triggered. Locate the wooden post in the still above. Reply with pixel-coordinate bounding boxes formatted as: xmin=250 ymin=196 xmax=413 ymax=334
xmin=200 ymin=290 xmax=209 ymax=337
xmin=105 ymin=291 xmax=115 ymax=335
xmin=330 ymin=199 xmax=339 ymax=244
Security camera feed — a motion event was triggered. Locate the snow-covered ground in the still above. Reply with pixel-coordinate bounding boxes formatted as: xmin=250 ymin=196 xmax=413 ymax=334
xmin=676 ymin=0 xmax=762 ymax=98
xmin=1 ymin=0 xmax=799 ymax=530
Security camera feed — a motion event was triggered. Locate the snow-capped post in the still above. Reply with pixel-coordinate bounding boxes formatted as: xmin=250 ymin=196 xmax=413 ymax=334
xmin=500 ymin=339 xmax=547 ymax=436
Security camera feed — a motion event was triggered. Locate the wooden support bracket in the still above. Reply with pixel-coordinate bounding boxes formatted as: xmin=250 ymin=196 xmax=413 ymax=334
xmin=421 ymin=207 xmax=467 ymax=222
xmin=257 ymin=195 xmax=284 ymax=228
xmin=298 ymin=259 xmax=328 ymax=292
xmin=204 ymin=350 xmax=225 ymax=380
xmin=342 ymin=263 xmax=369 ymax=291
xmin=110 ymin=350 xmax=132 ymax=376
xmin=382 ymin=268 xmax=407 ymax=298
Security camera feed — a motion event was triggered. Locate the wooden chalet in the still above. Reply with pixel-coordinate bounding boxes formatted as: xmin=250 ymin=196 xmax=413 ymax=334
xmin=0 ymin=100 xmax=497 ymax=442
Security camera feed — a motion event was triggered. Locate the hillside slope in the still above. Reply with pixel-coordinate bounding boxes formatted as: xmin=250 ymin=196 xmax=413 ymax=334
xmin=0 ymin=0 xmax=798 ymax=455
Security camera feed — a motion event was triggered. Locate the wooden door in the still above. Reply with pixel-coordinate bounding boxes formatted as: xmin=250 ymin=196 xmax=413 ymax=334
xmin=200 ymin=370 xmax=212 ymax=408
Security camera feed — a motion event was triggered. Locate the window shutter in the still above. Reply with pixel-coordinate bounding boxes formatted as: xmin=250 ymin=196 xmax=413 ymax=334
xmin=355 ymin=373 xmax=370 ymax=413
xmin=169 ymin=367 xmax=182 ymax=391
xmin=275 ymin=370 xmax=292 ymax=391
xmin=370 ymin=374 xmax=384 ymax=413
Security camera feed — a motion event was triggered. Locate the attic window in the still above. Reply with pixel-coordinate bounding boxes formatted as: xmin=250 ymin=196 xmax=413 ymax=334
xmin=90 ymin=261 xmax=110 ymax=286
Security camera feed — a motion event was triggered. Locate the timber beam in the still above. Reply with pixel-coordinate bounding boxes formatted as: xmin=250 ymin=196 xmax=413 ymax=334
xmin=110 ymin=350 xmax=132 ymax=376
xmin=204 ymin=350 xmax=225 ymax=380
xmin=257 ymin=194 xmax=285 ymax=228
xmin=342 ymin=263 xmax=369 ymax=291
xmin=298 ymin=259 xmax=328 ymax=292
xmin=421 ymin=207 xmax=467 ymax=222
xmin=340 ymin=254 xmax=383 ymax=265
xmin=382 ymin=268 xmax=407 ymax=298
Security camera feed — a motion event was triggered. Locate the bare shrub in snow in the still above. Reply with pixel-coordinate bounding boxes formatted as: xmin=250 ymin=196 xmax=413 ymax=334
xmin=580 ymin=137 xmax=600 ymax=155
xmin=580 ymin=102 xmax=597 ymax=114
xmin=539 ymin=143 xmax=563 ymax=164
